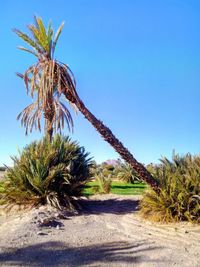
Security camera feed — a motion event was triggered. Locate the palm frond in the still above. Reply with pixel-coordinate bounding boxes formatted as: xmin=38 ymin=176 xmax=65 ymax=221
xmin=35 ymin=16 xmax=47 ymax=39
xmin=17 ymin=46 xmax=38 ymax=57
xmin=28 ymin=24 xmax=47 ymax=53
xmin=17 ymin=102 xmax=43 ymax=134
xmin=13 ymin=28 xmax=42 ymax=53
xmin=52 ymin=22 xmax=64 ymax=56
xmin=54 ymin=97 xmax=73 ymax=132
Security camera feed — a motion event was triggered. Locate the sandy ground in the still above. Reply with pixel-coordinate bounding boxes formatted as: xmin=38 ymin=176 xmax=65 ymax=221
xmin=0 ymin=194 xmax=199 ymax=267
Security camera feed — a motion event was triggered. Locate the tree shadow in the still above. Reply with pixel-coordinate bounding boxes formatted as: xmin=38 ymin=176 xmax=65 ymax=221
xmin=78 ymin=198 xmax=140 ymax=215
xmin=0 ymin=241 xmax=164 ymax=266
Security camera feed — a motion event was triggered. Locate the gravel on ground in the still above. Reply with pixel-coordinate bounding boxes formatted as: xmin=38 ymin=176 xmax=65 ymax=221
xmin=0 ymin=194 xmax=199 ymax=267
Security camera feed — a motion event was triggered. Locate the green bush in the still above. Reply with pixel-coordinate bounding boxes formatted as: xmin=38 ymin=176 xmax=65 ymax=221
xmin=91 ymin=165 xmax=112 ymax=194
xmin=90 ymin=162 xmax=115 ymax=180
xmin=115 ymin=162 xmax=142 ymax=184
xmin=140 ymin=153 xmax=200 ymax=223
xmin=94 ymin=174 xmax=112 ymax=194
xmin=0 ymin=135 xmax=92 ymax=210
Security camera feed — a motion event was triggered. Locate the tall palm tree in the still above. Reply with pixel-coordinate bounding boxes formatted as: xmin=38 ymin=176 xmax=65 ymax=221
xmin=14 ymin=17 xmax=159 ymax=190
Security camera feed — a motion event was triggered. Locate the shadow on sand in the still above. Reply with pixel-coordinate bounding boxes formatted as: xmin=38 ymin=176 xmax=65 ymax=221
xmin=78 ymin=198 xmax=140 ymax=215
xmin=0 ymin=241 xmax=162 ymax=266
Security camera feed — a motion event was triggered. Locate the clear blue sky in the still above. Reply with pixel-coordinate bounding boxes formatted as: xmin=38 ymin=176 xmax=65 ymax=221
xmin=0 ymin=0 xmax=200 ymax=166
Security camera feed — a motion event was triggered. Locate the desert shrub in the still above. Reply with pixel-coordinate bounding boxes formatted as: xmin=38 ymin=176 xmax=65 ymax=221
xmin=140 ymin=153 xmax=200 ymax=223
xmin=115 ymin=162 xmax=142 ymax=184
xmin=90 ymin=163 xmax=112 ymax=194
xmin=90 ymin=162 xmax=116 ymax=180
xmin=0 ymin=135 xmax=92 ymax=210
xmin=95 ymin=175 xmax=112 ymax=194
xmin=91 ymin=165 xmax=112 ymax=194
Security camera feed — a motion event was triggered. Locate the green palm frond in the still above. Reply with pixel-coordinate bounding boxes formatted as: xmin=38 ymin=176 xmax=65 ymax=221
xmin=34 ymin=16 xmax=47 ymax=39
xmin=47 ymin=20 xmax=53 ymax=42
xmin=52 ymin=21 xmax=64 ymax=56
xmin=28 ymin=24 xmax=47 ymax=52
xmin=17 ymin=46 xmax=39 ymax=57
xmin=13 ymin=28 xmax=42 ymax=55
xmin=14 ymin=16 xmax=64 ymax=59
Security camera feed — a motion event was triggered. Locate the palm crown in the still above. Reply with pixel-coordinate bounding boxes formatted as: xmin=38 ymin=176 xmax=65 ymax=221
xmin=14 ymin=17 xmax=78 ymax=139
xmin=14 ymin=17 xmax=63 ymax=59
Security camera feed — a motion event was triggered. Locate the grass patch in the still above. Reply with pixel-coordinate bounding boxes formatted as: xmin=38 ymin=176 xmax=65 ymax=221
xmin=84 ymin=181 xmax=147 ymax=196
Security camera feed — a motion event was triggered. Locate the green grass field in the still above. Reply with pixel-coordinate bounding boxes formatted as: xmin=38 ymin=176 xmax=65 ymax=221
xmin=83 ymin=181 xmax=147 ymax=196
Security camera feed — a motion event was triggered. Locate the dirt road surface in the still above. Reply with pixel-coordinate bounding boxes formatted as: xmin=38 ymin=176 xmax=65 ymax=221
xmin=0 ymin=194 xmax=199 ymax=266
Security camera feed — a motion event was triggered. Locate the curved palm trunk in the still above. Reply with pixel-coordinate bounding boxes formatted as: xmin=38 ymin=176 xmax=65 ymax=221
xmin=72 ymin=97 xmax=159 ymax=191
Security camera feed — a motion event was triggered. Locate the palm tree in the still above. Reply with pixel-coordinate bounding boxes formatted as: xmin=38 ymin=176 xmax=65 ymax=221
xmin=14 ymin=17 xmax=159 ymax=191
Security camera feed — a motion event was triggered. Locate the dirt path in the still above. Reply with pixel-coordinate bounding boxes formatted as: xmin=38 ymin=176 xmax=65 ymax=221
xmin=0 ymin=194 xmax=199 ymax=266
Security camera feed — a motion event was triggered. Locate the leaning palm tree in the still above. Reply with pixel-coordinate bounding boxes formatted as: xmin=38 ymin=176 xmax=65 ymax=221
xmin=14 ymin=17 xmax=159 ymax=190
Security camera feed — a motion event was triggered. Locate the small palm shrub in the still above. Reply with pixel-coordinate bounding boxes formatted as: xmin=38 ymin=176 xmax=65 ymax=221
xmin=91 ymin=165 xmax=112 ymax=194
xmin=90 ymin=162 xmax=115 ymax=180
xmin=140 ymin=153 xmax=200 ymax=223
xmin=115 ymin=162 xmax=142 ymax=184
xmin=0 ymin=135 xmax=92 ymax=210
xmin=95 ymin=174 xmax=112 ymax=194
